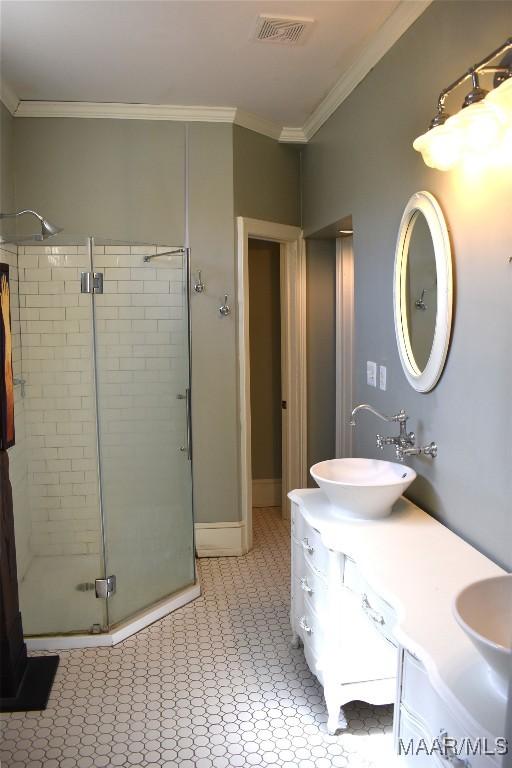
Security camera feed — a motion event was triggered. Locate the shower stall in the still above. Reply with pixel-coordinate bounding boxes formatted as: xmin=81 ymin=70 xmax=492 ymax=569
xmin=1 ymin=233 xmax=196 ymax=644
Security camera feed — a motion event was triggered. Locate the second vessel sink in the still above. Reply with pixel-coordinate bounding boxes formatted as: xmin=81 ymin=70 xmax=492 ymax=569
xmin=310 ymin=458 xmax=416 ymax=520
xmin=454 ymin=575 xmax=512 ymax=698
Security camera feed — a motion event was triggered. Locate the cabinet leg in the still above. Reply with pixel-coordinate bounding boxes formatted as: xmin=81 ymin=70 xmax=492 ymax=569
xmin=324 ymin=684 xmax=345 ymax=735
xmin=290 ymin=631 xmax=301 ymax=649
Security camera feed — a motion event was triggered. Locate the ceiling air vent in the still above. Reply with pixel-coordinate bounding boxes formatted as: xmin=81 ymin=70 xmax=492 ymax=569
xmin=253 ymin=15 xmax=314 ymax=45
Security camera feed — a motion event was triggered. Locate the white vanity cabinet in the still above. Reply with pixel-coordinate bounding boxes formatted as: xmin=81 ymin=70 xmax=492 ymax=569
xmin=291 ymin=499 xmax=397 ymax=734
xmin=396 ymin=649 xmax=506 ymax=768
xmin=289 ymin=489 xmax=507 ymax=762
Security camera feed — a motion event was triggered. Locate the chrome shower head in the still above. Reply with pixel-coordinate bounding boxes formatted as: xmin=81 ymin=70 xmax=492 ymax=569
xmin=0 ymin=209 xmax=63 ymax=241
xmin=40 ymin=217 xmax=62 ymax=239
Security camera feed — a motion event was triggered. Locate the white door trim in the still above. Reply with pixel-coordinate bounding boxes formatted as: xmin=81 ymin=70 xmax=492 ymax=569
xmin=335 ymin=236 xmax=354 ymax=458
xmin=237 ymin=217 xmax=307 ymax=552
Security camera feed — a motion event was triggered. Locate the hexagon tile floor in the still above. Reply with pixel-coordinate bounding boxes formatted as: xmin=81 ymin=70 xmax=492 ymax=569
xmin=0 ymin=507 xmax=397 ymax=768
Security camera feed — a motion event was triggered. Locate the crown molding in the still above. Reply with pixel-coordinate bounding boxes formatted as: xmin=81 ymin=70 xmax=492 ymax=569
xmin=234 ymin=109 xmax=282 ymax=140
xmin=279 ymin=126 xmax=308 ymax=144
xmin=14 ymin=100 xmax=287 ymax=141
xmin=302 ymin=0 xmax=432 ymax=141
xmin=14 ymin=100 xmax=239 ymax=122
xmin=13 ymin=98 xmax=307 ymax=143
xmin=0 ymin=80 xmax=20 ymax=115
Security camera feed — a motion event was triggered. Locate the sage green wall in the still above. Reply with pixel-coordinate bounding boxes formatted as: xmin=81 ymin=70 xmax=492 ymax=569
xmin=302 ymin=0 xmax=512 ymax=568
xmin=188 ymin=123 xmax=239 ymax=524
xmin=14 ymin=118 xmax=186 ymax=243
xmin=233 ymin=125 xmax=301 ymax=226
xmin=306 ymin=239 xmax=336 ymax=481
xmin=248 ymin=239 xmax=282 ymax=481
xmin=12 ymin=117 xmax=239 ymax=525
xmin=0 ymin=101 xmax=14 ymax=213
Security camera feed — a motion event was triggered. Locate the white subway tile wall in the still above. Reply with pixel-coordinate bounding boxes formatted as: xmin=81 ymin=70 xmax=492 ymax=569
xmin=18 ymin=245 xmax=102 ymax=561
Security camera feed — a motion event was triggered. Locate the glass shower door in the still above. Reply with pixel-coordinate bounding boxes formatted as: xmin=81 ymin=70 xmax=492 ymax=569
xmin=92 ymin=241 xmax=194 ymax=627
xmin=13 ymin=236 xmax=106 ymax=635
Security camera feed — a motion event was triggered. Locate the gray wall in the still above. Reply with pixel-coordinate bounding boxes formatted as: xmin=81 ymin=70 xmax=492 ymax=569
xmin=233 ymin=125 xmax=301 ymax=226
xmin=302 ymin=0 xmax=512 ymax=568
xmin=188 ymin=123 xmax=239 ymax=523
xmin=248 ymin=239 xmax=282 ymax=480
xmin=0 ymin=101 xmax=15 ymax=213
xmin=306 ymin=239 xmax=336 ymax=479
xmin=14 ymin=118 xmax=185 ymax=243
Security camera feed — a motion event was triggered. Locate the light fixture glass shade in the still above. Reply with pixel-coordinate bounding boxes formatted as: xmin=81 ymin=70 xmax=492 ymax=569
xmin=413 ymin=122 xmax=462 ymax=171
xmin=455 ymin=101 xmax=505 ymax=152
xmin=500 ymin=125 xmax=512 ymax=164
xmin=485 ymin=77 xmax=512 ymax=119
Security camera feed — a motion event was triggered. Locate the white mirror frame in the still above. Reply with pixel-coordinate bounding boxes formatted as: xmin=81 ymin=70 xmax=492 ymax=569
xmin=393 ymin=191 xmax=452 ymax=393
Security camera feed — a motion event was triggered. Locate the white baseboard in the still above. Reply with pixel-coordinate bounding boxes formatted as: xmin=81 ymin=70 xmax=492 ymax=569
xmin=252 ymin=478 xmax=282 ymax=508
xmin=195 ymin=521 xmax=246 ymax=557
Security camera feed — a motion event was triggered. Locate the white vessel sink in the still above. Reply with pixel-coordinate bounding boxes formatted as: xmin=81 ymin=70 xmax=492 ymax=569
xmin=454 ymin=575 xmax=512 ymax=698
xmin=310 ymin=458 xmax=416 ymax=520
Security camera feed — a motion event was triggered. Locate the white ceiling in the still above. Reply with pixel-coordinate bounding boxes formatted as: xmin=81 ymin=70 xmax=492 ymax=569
xmin=0 ymin=0 xmax=414 ymax=131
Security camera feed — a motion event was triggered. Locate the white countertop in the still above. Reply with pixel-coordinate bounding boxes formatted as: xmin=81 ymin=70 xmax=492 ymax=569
xmin=289 ymin=488 xmax=507 ymax=739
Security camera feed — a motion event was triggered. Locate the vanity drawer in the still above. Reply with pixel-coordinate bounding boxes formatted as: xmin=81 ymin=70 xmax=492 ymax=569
xmin=297 ymin=557 xmax=330 ymax=619
xmin=397 ymin=707 xmax=444 ymax=767
xmin=400 ymin=651 xmax=499 ymax=768
xmin=299 ymin=517 xmax=330 ymax=578
xmin=295 ymin=602 xmax=327 ymax=662
xmin=296 ymin=587 xmax=397 ymax=685
xmin=344 ymin=557 xmax=397 ymax=645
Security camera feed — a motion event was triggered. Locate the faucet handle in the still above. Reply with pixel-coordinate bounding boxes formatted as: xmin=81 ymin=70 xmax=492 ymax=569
xmin=422 ymin=441 xmax=438 ymax=458
xmin=394 ymin=409 xmax=408 ymax=423
xmin=376 ymin=434 xmax=384 ymax=450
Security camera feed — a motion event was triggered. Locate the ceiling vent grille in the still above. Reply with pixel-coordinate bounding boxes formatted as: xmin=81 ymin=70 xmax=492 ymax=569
xmin=253 ymin=15 xmax=314 ymax=45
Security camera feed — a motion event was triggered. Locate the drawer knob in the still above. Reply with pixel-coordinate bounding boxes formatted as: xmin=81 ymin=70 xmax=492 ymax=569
xmin=302 ymin=537 xmax=314 ymax=555
xmin=361 ymin=593 xmax=385 ymax=625
xmin=300 ymin=577 xmax=313 ymax=595
xmin=299 ymin=616 xmax=312 ymax=634
xmin=439 ymin=730 xmax=471 ymax=767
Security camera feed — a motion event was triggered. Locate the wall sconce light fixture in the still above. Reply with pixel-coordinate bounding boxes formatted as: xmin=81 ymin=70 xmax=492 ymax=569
xmin=413 ymin=38 xmax=512 ymax=171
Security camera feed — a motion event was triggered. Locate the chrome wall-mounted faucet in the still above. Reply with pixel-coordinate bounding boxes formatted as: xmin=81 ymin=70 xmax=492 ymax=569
xmin=350 ymin=403 xmax=437 ymax=462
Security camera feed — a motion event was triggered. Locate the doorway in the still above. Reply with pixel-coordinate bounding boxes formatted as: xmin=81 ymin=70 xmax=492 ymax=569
xmin=237 ymin=217 xmax=307 ymax=552
xmin=248 ymin=239 xmax=282 ymax=513
xmin=305 ymin=220 xmax=354 ymax=476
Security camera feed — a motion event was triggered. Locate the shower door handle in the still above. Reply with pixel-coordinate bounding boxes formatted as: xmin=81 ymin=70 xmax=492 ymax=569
xmin=185 ymin=388 xmax=192 ymax=461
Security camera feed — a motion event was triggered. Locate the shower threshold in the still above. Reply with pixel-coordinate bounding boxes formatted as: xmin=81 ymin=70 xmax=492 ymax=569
xmin=25 ymin=582 xmax=201 ymax=651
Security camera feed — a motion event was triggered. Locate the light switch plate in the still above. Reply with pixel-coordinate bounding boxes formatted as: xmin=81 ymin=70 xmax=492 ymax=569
xmin=379 ymin=365 xmax=387 ymax=391
xmin=367 ymin=361 xmax=377 ymax=387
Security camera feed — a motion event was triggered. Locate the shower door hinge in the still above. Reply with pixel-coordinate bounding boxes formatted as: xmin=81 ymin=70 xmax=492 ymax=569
xmin=95 ymin=575 xmax=116 ymax=599
xmin=81 ymin=271 xmax=104 ymax=294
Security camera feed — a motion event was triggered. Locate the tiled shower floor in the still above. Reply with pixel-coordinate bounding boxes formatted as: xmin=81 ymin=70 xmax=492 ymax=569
xmin=0 ymin=508 xmax=396 ymax=768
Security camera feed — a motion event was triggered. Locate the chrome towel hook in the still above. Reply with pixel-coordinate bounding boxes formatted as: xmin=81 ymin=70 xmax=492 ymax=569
xmin=219 ymin=295 xmax=231 ymax=317
xmin=193 ymin=270 xmax=205 ymax=293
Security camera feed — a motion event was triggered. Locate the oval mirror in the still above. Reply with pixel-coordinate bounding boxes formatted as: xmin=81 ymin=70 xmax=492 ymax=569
xmin=393 ymin=191 xmax=452 ymax=392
